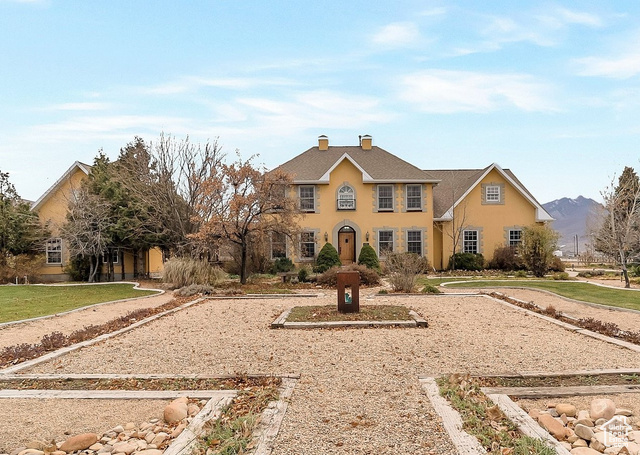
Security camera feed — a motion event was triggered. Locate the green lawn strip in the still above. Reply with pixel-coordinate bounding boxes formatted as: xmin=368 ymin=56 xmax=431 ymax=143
xmin=0 ymin=284 xmax=158 ymax=323
xmin=443 ymin=280 xmax=640 ymax=311
xmin=287 ymin=304 xmax=411 ymax=322
xmin=437 ymin=374 xmax=555 ymax=454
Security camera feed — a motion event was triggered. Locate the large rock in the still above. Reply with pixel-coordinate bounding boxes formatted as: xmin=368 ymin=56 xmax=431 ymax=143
xmin=538 ymin=414 xmax=568 ymax=440
xmin=557 ymin=403 xmax=578 ymax=417
xmin=164 ymin=398 xmax=188 ymax=424
xmin=59 ymin=433 xmax=98 ymax=452
xmin=112 ymin=441 xmax=137 ymax=455
xmin=591 ymin=399 xmax=616 ymax=421
xmin=574 ymin=424 xmax=595 ymax=441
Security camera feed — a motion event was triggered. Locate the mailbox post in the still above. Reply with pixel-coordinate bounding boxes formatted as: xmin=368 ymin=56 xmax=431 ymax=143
xmin=337 ymin=270 xmax=360 ymax=313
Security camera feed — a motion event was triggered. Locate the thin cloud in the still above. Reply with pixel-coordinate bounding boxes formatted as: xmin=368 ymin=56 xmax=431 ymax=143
xmin=42 ymin=102 xmax=113 ymax=111
xmin=371 ymin=22 xmax=421 ymax=48
xmin=574 ymin=53 xmax=640 ymax=79
xmin=144 ymin=76 xmax=299 ymax=95
xmin=399 ymin=70 xmax=557 ymax=113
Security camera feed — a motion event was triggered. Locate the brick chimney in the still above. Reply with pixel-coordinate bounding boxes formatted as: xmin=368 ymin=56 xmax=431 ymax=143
xmin=318 ymin=135 xmax=329 ymax=151
xmin=361 ymin=134 xmax=372 ymax=150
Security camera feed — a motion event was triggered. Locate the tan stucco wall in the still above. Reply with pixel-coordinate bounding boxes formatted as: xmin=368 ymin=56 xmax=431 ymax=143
xmin=437 ymin=168 xmax=540 ymax=269
xmin=293 ymin=159 xmax=435 ymax=266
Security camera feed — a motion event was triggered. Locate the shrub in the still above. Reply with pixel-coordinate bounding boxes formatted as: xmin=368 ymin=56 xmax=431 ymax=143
xmin=514 ymin=270 xmax=528 ymax=278
xmin=162 ymin=258 xmax=226 ymax=288
xmin=297 ymin=267 xmax=309 ymax=283
xmin=549 ymin=256 xmax=565 ymax=272
xmin=448 ymin=253 xmax=484 ymax=271
xmin=174 ymin=284 xmax=216 ymax=297
xmin=519 ymin=225 xmax=559 ymax=277
xmin=269 ymin=257 xmax=294 ymax=274
xmin=385 ymin=252 xmax=429 ymax=293
xmin=317 ymin=264 xmax=380 ymax=287
xmin=357 ymin=244 xmax=380 ymax=271
xmin=63 ymin=255 xmax=92 ymax=282
xmin=422 ymin=284 xmax=441 ymax=294
xmin=314 ymin=243 xmax=341 ymax=273
xmin=552 ymin=272 xmax=569 ymax=280
xmin=488 ymin=246 xmax=524 ymax=271
xmin=0 ymin=254 xmax=45 ymax=284
xmin=630 ymin=265 xmax=640 ymax=278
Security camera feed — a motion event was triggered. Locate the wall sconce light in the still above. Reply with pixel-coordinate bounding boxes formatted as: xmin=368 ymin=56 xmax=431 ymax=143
xmin=324 ymin=232 xmax=328 ymax=242
xmin=365 ymin=231 xmax=370 ymax=241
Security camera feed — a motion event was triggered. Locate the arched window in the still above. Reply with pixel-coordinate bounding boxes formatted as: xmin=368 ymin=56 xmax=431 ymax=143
xmin=337 ymin=185 xmax=355 ymax=210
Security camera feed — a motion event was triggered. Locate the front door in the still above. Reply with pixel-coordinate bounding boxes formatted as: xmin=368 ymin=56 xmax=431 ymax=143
xmin=338 ymin=229 xmax=356 ymax=264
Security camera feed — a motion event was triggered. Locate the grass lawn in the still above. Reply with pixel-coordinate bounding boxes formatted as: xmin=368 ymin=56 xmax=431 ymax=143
xmin=287 ymin=305 xmax=411 ymax=322
xmin=0 ymin=284 xmax=159 ymax=323
xmin=441 ymin=280 xmax=640 ymax=311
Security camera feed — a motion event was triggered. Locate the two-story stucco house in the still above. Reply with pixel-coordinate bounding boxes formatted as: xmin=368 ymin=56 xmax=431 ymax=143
xmin=274 ymin=135 xmax=553 ymax=270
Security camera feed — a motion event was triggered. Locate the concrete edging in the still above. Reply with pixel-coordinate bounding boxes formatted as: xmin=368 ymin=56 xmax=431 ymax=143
xmin=0 ymin=297 xmax=206 ymax=375
xmin=270 ymin=308 xmax=428 ymax=329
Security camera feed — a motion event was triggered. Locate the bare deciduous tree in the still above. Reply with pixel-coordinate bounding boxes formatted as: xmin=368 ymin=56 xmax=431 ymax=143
xmin=594 ymin=167 xmax=640 ymax=288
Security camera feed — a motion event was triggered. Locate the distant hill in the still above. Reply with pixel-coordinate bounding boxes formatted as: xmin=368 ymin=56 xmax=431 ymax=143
xmin=542 ymin=196 xmax=603 ymax=256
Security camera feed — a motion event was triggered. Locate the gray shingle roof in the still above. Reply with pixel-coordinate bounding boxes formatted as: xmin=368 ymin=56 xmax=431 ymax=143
xmin=274 ymin=146 xmax=438 ymax=183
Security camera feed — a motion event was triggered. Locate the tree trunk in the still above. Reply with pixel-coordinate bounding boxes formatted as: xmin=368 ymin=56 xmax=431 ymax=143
xmin=120 ymin=249 xmax=125 ymax=281
xmin=88 ymin=255 xmax=97 ymax=283
xmin=108 ymin=254 xmax=114 ymax=282
xmin=240 ymin=242 xmax=248 ymax=284
xmin=133 ymin=248 xmax=139 ymax=278
xmin=621 ymin=252 xmax=630 ymax=288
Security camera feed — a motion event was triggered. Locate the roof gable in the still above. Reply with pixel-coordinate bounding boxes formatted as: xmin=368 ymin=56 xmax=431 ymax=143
xmin=274 ymin=146 xmax=439 ymax=184
xmin=31 ymin=161 xmax=91 ymax=212
xmin=429 ymin=163 xmax=553 ymax=222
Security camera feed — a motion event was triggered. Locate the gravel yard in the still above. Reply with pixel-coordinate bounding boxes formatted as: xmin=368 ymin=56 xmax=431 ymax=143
xmin=2 ymin=290 xmax=640 ymax=454
xmin=0 ymin=292 xmax=173 ymax=350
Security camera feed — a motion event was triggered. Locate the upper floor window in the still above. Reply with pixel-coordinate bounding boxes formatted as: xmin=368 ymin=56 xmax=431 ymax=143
xmin=377 ymin=185 xmax=393 ymax=211
xmin=299 ymin=186 xmax=315 ymax=212
xmin=337 ymin=185 xmax=355 ymax=210
xmin=485 ymin=185 xmax=501 ymax=203
xmin=102 ymin=249 xmax=119 ymax=264
xmin=463 ymin=230 xmax=479 ymax=254
xmin=46 ymin=238 xmax=62 ymax=264
xmin=509 ymin=229 xmax=522 ymax=248
xmin=406 ymin=184 xmax=422 ymax=211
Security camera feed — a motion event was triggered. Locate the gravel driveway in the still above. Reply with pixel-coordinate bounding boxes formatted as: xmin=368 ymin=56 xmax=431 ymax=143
xmin=3 ymin=290 xmax=640 ymax=454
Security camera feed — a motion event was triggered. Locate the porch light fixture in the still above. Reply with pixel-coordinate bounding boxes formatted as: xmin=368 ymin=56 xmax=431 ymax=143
xmin=365 ymin=231 xmax=370 ymax=241
xmin=324 ymin=232 xmax=328 ymax=242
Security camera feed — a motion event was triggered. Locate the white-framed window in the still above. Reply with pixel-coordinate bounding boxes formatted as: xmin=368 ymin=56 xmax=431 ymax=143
xmin=300 ymin=231 xmax=316 ymax=258
xmin=299 ymin=186 xmax=315 ymax=212
xmin=406 ymin=184 xmax=422 ymax=211
xmin=463 ymin=230 xmax=478 ymax=254
xmin=509 ymin=229 xmax=522 ymax=248
xmin=46 ymin=238 xmax=62 ymax=264
xmin=485 ymin=185 xmax=501 ymax=203
xmin=102 ymin=249 xmax=119 ymax=264
xmin=406 ymin=230 xmax=422 ymax=255
xmin=378 ymin=230 xmax=394 ymax=255
xmin=377 ymin=185 xmax=393 ymax=211
xmin=337 ymin=185 xmax=355 ymax=210
xmin=271 ymin=232 xmax=287 ymax=259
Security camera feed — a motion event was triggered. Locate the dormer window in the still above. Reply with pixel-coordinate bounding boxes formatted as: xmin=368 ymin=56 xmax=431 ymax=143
xmin=337 ymin=184 xmax=355 ymax=210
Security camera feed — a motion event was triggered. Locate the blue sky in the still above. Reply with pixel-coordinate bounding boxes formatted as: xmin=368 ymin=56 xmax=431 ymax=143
xmin=1 ymin=1 xmax=639 ymax=203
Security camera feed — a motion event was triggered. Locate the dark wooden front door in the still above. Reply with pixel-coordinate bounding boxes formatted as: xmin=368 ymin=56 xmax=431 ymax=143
xmin=338 ymin=231 xmax=356 ymax=264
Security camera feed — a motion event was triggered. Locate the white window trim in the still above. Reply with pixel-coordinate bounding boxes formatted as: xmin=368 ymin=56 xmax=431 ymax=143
xmin=299 ymin=185 xmax=316 ymax=212
xmin=102 ymin=249 xmax=120 ymax=264
xmin=377 ymin=230 xmax=394 ymax=257
xmin=337 ymin=184 xmax=355 ymax=210
xmin=485 ymin=185 xmax=501 ymax=203
xmin=406 ymin=230 xmax=423 ymax=256
xmin=405 ymin=184 xmax=422 ymax=211
xmin=377 ymin=185 xmax=394 ymax=211
xmin=508 ymin=229 xmax=522 ymax=248
xmin=463 ymin=230 xmax=479 ymax=254
xmin=300 ymin=231 xmax=316 ymax=260
xmin=46 ymin=238 xmax=62 ymax=265
xmin=270 ymin=232 xmax=288 ymax=260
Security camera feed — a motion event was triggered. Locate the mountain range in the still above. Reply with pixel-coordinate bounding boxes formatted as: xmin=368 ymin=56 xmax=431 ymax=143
xmin=542 ymin=196 xmax=603 ymax=256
